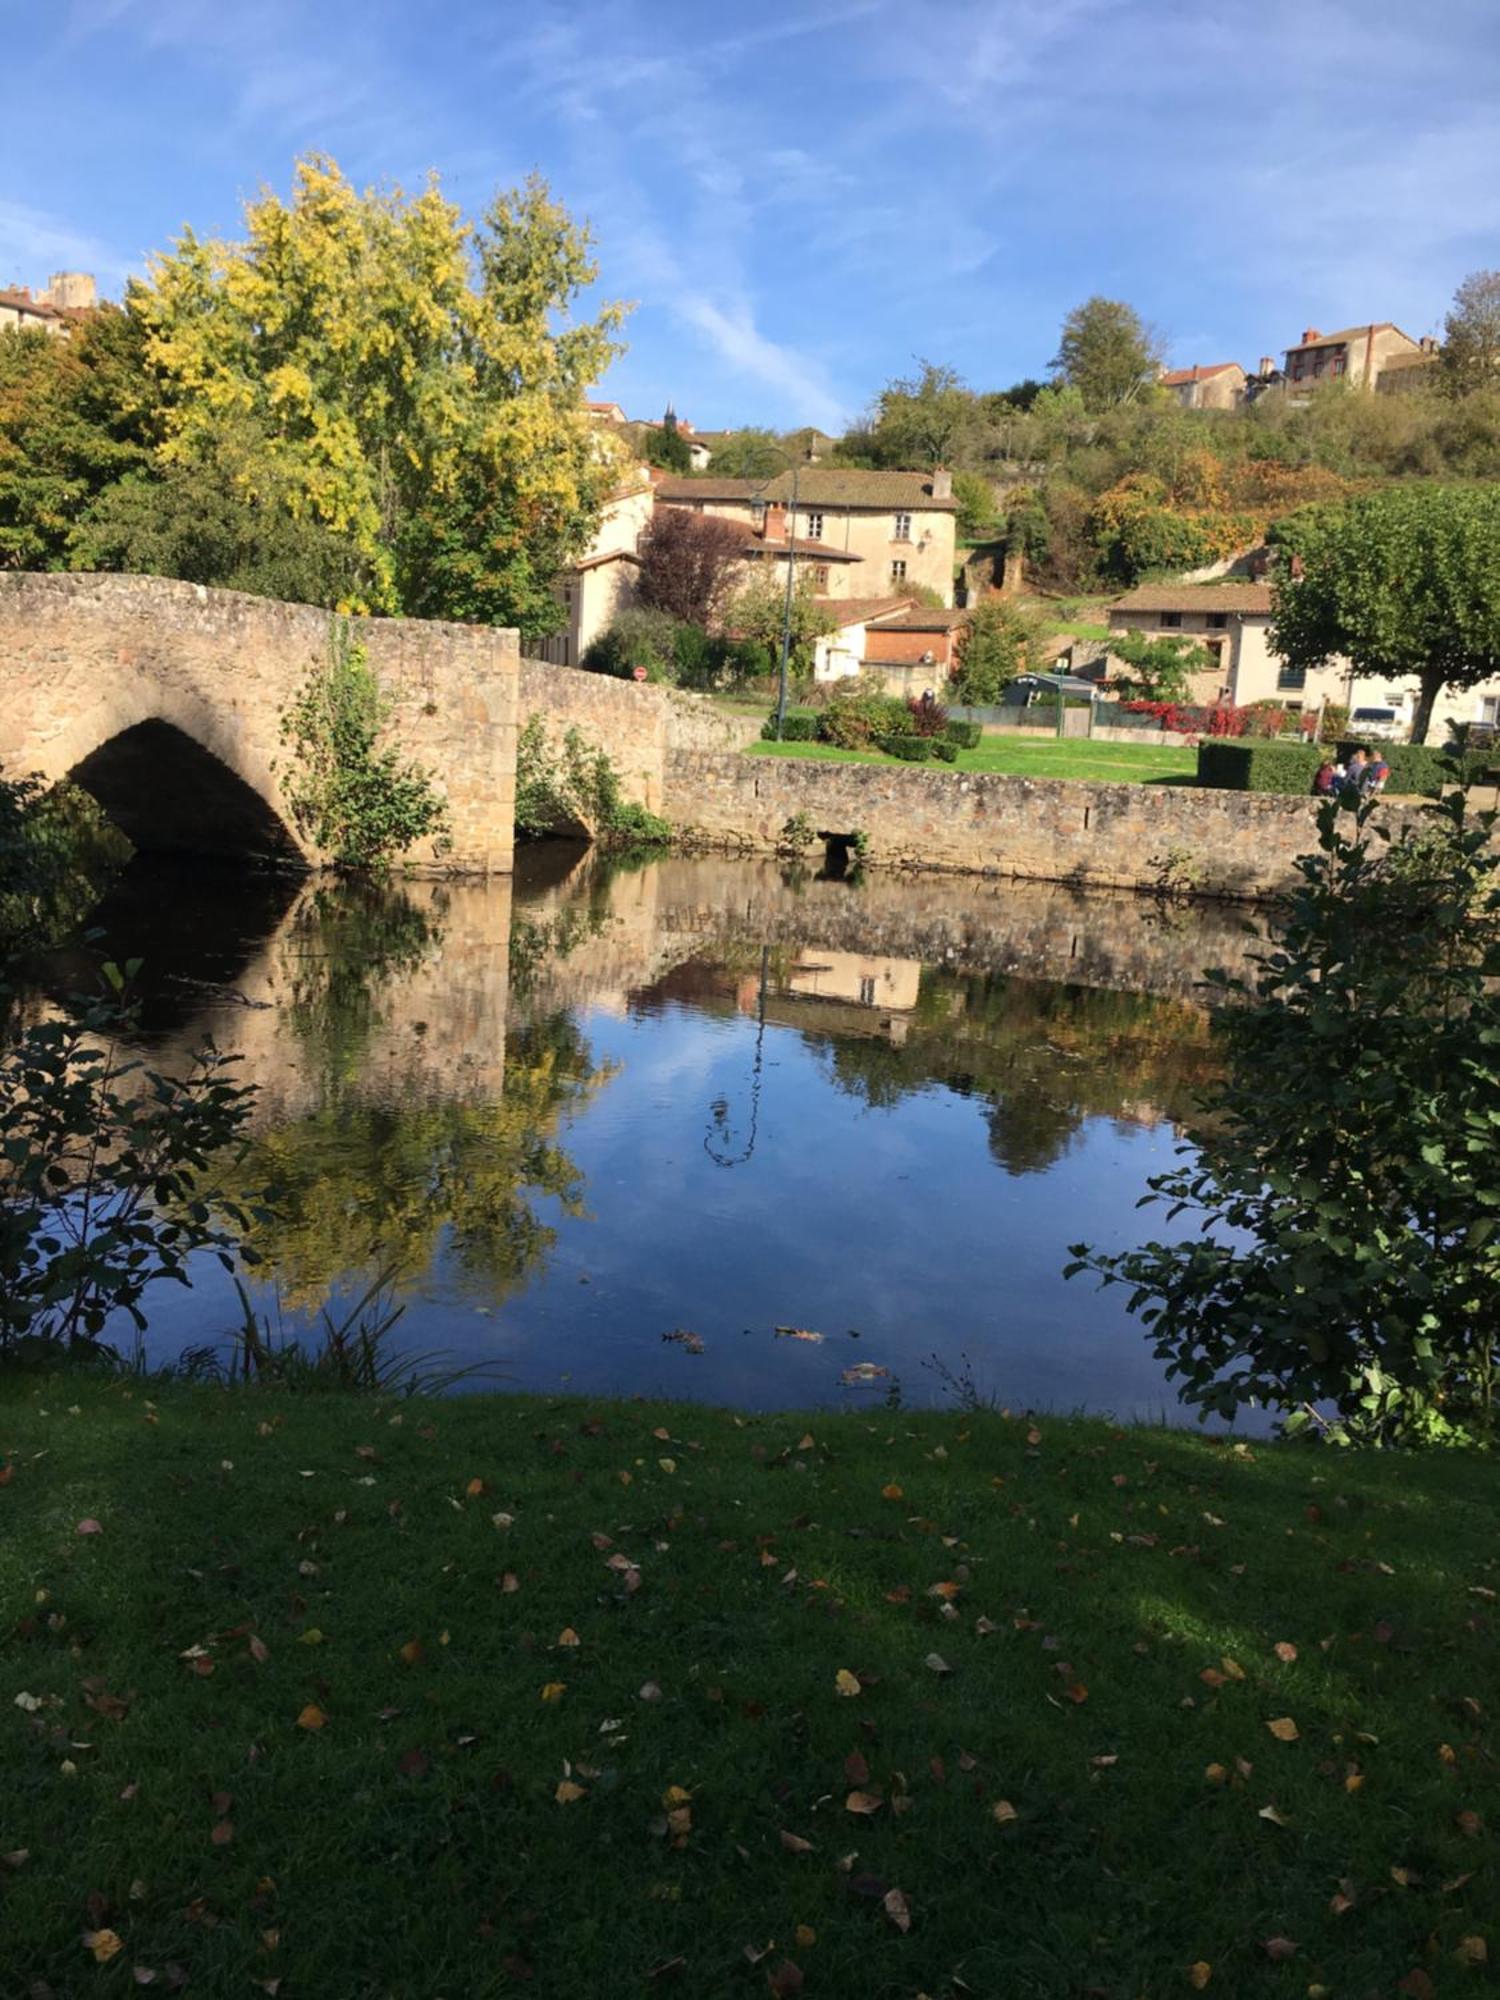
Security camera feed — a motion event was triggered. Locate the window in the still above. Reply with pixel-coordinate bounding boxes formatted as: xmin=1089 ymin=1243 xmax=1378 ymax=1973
xmin=890 ymin=559 xmax=907 ymax=584
xmin=1481 ymin=696 xmax=1500 ymax=725
xmin=804 ymin=510 xmax=824 ymax=541
xmin=1206 ymin=613 xmax=1228 ymax=629
xmin=812 ymin=564 xmax=830 ymax=589
xmin=1278 ymin=664 xmax=1308 ymax=691
xmin=1291 ymin=359 xmax=1304 ymax=381
xmin=1331 ymin=355 xmax=1346 ymax=378
xmin=858 ymin=976 xmax=877 ymax=1006
xmin=1160 ymin=612 xmax=1182 ymax=629
xmin=892 ymin=511 xmax=912 ymax=542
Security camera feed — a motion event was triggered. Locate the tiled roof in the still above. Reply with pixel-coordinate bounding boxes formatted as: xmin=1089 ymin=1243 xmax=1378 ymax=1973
xmin=1159 ymin=363 xmax=1241 ymax=386
xmin=747 ymin=537 xmax=862 ymax=561
xmin=1110 ymin=582 xmax=1272 ymax=615
xmin=656 ymin=470 xmax=957 ymax=510
xmin=876 ymin=608 xmax=968 ymax=631
xmin=0 ymin=289 xmax=60 ymax=318
xmin=1285 ymin=323 xmax=1418 ymax=353
xmin=812 ymin=594 xmax=915 ymax=628
xmin=572 ymin=547 xmax=642 ymax=573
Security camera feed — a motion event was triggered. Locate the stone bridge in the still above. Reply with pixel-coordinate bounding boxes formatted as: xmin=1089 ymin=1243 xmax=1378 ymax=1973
xmin=0 ymin=573 xmax=518 ymax=871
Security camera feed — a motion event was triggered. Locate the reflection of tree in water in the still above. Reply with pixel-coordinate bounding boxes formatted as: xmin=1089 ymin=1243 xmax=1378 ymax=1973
xmin=818 ymin=969 xmax=1221 ymax=1177
xmin=243 ymin=1007 xmax=604 ymax=1304
xmin=284 ymin=880 xmax=445 ymax=1094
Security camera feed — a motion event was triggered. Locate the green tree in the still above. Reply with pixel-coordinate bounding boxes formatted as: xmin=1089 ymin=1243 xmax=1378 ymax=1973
xmin=951 ymin=600 xmax=1036 ymax=704
xmin=730 ymin=570 xmax=837 ymax=680
xmin=1440 ymin=269 xmax=1500 ymax=399
xmin=132 ymin=156 xmax=626 ymax=630
xmin=703 ymin=427 xmax=787 ymax=478
xmin=1107 ymin=630 xmax=1215 ymax=700
xmin=862 ymin=360 xmax=978 ymax=468
xmin=644 ymin=410 xmax=692 ymax=473
xmin=1069 ymin=791 xmax=1500 ymax=1446
xmin=952 ymin=469 xmax=1000 ymax=541
xmin=1271 ymin=485 xmax=1500 ymax=743
xmin=1052 ymin=298 xmax=1162 ymax=412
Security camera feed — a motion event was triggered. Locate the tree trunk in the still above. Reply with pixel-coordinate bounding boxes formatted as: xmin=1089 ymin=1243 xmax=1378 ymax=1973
xmin=1409 ymin=668 xmax=1444 ymax=746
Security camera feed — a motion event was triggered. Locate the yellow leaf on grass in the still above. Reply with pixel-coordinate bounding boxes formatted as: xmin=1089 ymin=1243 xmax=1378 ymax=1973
xmin=464 ymin=1478 xmax=487 ymax=1498
xmin=794 ymin=1924 xmax=816 ymax=1948
xmin=1188 ymin=1964 xmax=1212 ymax=1991
xmin=555 ymin=1780 xmax=586 ymax=1804
xmin=883 ymin=1888 xmax=911 ymax=1933
xmin=662 ymin=1785 xmax=692 ymax=1808
xmin=992 ymin=1799 xmax=1018 ymax=1824
xmin=296 ymin=1704 xmax=327 ymax=1732
xmin=557 ymin=1629 xmax=580 ymax=1648
xmin=1204 ymin=1763 xmax=1228 ymax=1786
xmin=834 ymin=1669 xmax=861 ymax=1697
xmin=540 ymin=1682 xmax=566 ymax=1703
xmin=880 ymin=1483 xmax=904 ymax=1501
xmin=398 ymin=1640 xmax=423 ymax=1666
xmin=1454 ymin=1937 xmax=1488 ymax=1967
xmin=83 ymin=1931 xmax=123 ymax=1963
xmin=845 ymin=1790 xmax=884 ymax=1815
xmin=1266 ymin=1716 xmax=1299 ymax=1742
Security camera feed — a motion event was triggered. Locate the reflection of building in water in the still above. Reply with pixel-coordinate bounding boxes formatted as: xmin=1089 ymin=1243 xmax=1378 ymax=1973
xmin=785 ymin=950 xmax=921 ymax=1013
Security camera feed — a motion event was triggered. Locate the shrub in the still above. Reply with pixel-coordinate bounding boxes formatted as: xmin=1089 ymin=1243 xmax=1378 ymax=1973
xmin=951 ymin=600 xmax=1035 ymax=704
xmin=930 ymin=737 xmax=959 ymax=763
xmin=761 ymin=713 xmax=819 ymax=742
xmin=1069 ymin=789 xmax=1500 ymax=1447
xmin=945 ymin=720 xmax=983 ymax=750
xmin=875 ymin=733 xmax=935 ymax=762
xmin=1315 ymin=701 xmax=1350 ymax=745
xmin=1196 ymin=741 xmax=1321 ymax=792
xmin=580 ymin=607 xmax=682 ymax=683
xmin=818 ymin=678 xmax=907 ymax=748
xmin=903 ymin=695 xmax=950 ymax=738
xmin=515 ymin=714 xmax=670 ymax=843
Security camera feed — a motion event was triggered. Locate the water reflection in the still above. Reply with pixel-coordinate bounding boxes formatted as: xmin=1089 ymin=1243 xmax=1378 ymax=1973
xmin=32 ymin=850 xmax=1268 ymax=1420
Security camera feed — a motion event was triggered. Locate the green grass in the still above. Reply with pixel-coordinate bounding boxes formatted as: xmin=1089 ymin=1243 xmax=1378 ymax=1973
xmin=748 ymin=736 xmax=1198 ymax=785
xmin=2 ymin=1381 xmax=1496 ymax=1998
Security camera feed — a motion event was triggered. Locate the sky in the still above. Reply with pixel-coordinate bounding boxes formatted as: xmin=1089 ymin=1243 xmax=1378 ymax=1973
xmin=4 ymin=0 xmax=1498 ymax=433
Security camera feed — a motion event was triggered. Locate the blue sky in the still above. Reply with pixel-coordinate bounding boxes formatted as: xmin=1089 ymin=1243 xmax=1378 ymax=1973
xmin=5 ymin=0 xmax=1498 ymax=432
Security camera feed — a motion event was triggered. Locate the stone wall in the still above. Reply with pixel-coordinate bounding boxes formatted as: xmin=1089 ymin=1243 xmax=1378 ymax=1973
xmin=518 ymin=658 xmax=759 ymax=812
xmin=0 ymin=573 xmax=518 ymax=873
xmin=661 ymin=751 xmax=1439 ymax=901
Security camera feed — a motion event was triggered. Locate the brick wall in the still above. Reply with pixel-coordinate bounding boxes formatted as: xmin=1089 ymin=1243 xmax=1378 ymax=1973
xmin=661 ymin=751 xmax=1442 ymax=901
xmin=0 ymin=573 xmax=518 ymax=872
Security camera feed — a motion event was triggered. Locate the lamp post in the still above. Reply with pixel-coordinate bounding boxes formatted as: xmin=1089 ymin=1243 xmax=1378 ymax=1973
xmin=774 ymin=462 xmax=800 ymax=741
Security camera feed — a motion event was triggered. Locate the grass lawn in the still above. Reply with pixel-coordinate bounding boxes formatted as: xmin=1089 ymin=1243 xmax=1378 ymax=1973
xmin=748 ymin=736 xmax=1199 ymax=786
xmin=2 ymin=1381 xmax=1496 ymax=1998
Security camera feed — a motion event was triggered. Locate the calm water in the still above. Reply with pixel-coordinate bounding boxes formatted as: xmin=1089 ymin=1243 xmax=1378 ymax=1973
xmin=31 ymin=849 xmax=1270 ymax=1420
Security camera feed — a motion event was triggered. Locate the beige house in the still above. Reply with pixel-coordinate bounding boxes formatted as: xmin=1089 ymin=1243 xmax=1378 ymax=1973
xmin=1282 ymin=322 xmax=1423 ymax=392
xmin=0 ymin=271 xmax=96 ymax=336
xmin=655 ymin=468 xmax=958 ymax=605
xmin=533 ymin=472 xmax=655 ymax=669
xmin=1157 ymin=362 xmax=1246 ymax=410
xmin=811 ymin=597 xmax=967 ymax=693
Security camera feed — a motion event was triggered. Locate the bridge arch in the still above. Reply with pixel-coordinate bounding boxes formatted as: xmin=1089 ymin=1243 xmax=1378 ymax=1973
xmin=0 ymin=572 xmax=518 ymax=872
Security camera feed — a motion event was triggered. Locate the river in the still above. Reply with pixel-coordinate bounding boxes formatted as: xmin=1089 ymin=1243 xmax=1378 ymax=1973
xmin=27 ymin=847 xmax=1271 ymax=1420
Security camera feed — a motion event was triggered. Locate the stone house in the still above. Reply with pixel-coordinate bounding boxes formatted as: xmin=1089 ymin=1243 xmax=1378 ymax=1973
xmin=1282 ymin=323 xmax=1423 ymax=392
xmin=532 ymin=472 xmax=655 ymax=669
xmin=655 ymin=468 xmax=958 ymax=605
xmin=0 ymin=271 xmax=96 ymax=336
xmin=1157 ymin=362 xmax=1246 ymax=410
xmin=812 ymin=596 xmax=968 ymax=695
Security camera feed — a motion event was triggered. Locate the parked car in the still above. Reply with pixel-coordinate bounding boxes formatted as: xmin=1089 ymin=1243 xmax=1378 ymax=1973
xmin=1348 ymin=705 xmax=1409 ymax=742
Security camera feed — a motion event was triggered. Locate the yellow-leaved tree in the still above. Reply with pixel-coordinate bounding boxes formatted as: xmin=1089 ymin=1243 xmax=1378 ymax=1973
xmin=131 ymin=156 xmax=628 ymax=631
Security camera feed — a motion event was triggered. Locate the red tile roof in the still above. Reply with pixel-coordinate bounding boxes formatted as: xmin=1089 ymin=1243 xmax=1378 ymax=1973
xmin=1110 ymin=582 xmax=1272 ymax=614
xmin=1159 ymin=362 xmax=1241 ymax=386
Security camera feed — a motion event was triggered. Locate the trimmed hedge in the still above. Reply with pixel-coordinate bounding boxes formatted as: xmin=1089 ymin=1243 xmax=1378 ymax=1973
xmin=761 ymin=712 xmax=819 ymax=741
xmin=930 ymin=737 xmax=959 ymax=763
xmin=945 ymin=720 xmax=983 ymax=750
xmin=875 ymin=733 xmax=935 ymax=762
xmin=1196 ymin=741 xmax=1321 ymax=793
xmin=1334 ymin=741 xmax=1494 ymax=796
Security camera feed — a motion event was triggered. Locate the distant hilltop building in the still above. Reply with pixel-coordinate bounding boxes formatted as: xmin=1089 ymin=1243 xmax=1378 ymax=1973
xmin=0 ymin=271 xmax=98 ymax=336
xmin=1157 ymin=362 xmax=1247 ymax=410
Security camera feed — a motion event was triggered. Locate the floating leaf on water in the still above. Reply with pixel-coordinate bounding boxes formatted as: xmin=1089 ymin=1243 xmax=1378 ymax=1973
xmin=661 ymin=1329 xmax=704 ymax=1354
xmin=774 ymin=1326 xmax=824 ymax=1343
xmin=842 ymin=1362 xmax=889 ymax=1385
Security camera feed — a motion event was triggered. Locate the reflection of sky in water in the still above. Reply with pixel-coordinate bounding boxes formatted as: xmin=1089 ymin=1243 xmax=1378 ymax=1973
xmin=61 ymin=855 xmax=1265 ymax=1427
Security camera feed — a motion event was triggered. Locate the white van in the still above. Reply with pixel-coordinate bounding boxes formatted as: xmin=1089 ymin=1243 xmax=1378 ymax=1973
xmin=1348 ymin=701 xmax=1411 ymax=742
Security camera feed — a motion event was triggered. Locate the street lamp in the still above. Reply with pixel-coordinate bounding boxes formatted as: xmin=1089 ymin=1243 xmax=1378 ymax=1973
xmin=775 ymin=462 xmax=800 ymax=741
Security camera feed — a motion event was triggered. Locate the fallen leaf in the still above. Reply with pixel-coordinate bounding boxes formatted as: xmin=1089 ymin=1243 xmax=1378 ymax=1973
xmin=1273 ymin=1641 xmax=1297 ymax=1663
xmin=844 ymin=1750 xmax=870 ymax=1785
xmin=766 ymin=1962 xmax=804 ymax=1998
xmin=397 ymin=1749 xmax=429 ymax=1778
xmin=1 ymin=1849 xmax=30 ymax=1868
xmin=1454 ymin=1937 xmax=1488 ymax=1967
xmin=662 ymin=1784 xmax=692 ymax=1809
xmin=924 ymin=1653 xmax=952 ymax=1676
xmin=1219 ymin=1657 xmax=1246 ymax=1681
xmin=992 ymin=1799 xmax=1018 ymax=1824
xmin=540 ymin=1683 xmax=566 ymax=1703
xmin=1266 ymin=1717 xmax=1299 ymax=1742
xmin=639 ymin=1681 xmax=663 ymax=1702
xmin=1064 ymin=1681 xmax=1089 ymax=1704
xmin=76 ymin=1518 xmax=104 ymax=1536
xmin=1199 ymin=1668 xmax=1227 ymax=1689
xmin=1188 ymin=1964 xmax=1212 ymax=1991
xmin=797 ymin=1434 xmax=815 ymax=1452
xmin=465 ymin=1478 xmax=487 ymax=1498
xmin=83 ymin=1931 xmax=124 ymax=1963
xmin=398 ymin=1640 xmax=423 ymax=1666
xmin=500 ymin=1572 xmax=520 ymax=1594
xmin=1257 ymin=1804 xmax=1289 ymax=1826
xmin=1090 ymin=1754 xmax=1118 ymax=1769
xmin=1261 ymin=1936 xmax=1297 ymax=1961
xmin=778 ymin=1830 xmax=814 ymax=1855
xmin=882 ymin=1888 xmax=911 ymax=1933
xmin=1456 ymin=1809 xmax=1484 ymax=1837
xmin=209 ymin=1820 xmax=233 ymax=1847
xmin=845 ymin=1790 xmax=884 ymax=1815
xmin=793 ymin=1925 xmax=816 ymax=1948
xmin=880 ymin=1482 xmax=904 ymax=1501
xmin=1204 ymin=1763 xmax=1228 ymax=1786
xmin=1396 ymin=1975 xmax=1435 ymax=2000
xmin=555 ymin=1780 xmax=586 ymax=1804
xmin=295 ymin=1704 xmax=327 ymax=1732
xmin=557 ymin=1628 xmax=580 ymax=1648
xmin=247 ymin=1635 xmax=270 ymax=1665
xmin=834 ymin=1668 xmax=861 ymax=1698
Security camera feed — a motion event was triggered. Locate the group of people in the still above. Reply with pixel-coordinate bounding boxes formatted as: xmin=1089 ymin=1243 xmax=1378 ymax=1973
xmin=1312 ymin=745 xmax=1391 ymax=798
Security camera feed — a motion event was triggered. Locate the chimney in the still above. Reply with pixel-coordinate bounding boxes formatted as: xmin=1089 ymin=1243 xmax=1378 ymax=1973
xmin=1258 ymin=356 xmax=1275 ymax=377
xmin=763 ymin=501 xmax=787 ymax=544
xmin=931 ymin=467 xmax=952 ymax=500
xmin=1301 ymin=329 xmax=1320 ymax=346
xmin=1420 ymin=335 xmax=1438 ymax=355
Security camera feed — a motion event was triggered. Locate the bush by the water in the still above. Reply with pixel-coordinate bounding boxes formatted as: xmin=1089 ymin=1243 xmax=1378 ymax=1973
xmin=1071 ymin=787 xmax=1500 ymax=1446
xmin=759 ymin=712 xmax=819 ymax=741
xmin=876 ymin=733 xmax=936 ymax=761
xmin=945 ymin=719 xmax=983 ymax=749
xmin=1196 ymin=740 xmax=1321 ymax=792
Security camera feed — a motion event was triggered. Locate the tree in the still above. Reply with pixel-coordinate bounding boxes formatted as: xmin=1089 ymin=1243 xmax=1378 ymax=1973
xmin=1440 ymin=269 xmax=1500 ymax=398
xmin=132 ymin=156 xmax=626 ymax=630
xmin=729 ymin=569 xmax=836 ymax=680
xmin=951 ymin=600 xmax=1036 ymax=704
xmin=862 ymin=360 xmax=978 ymax=468
xmin=703 ymin=427 xmax=786 ymax=478
xmin=952 ymin=469 xmax=1000 ymax=541
xmin=1052 ymin=298 xmax=1162 ymax=412
xmin=1069 ymin=790 xmax=1500 ymax=1446
xmin=1106 ymin=630 xmax=1214 ymax=701
xmin=643 ymin=410 xmax=691 ymax=473
xmin=1271 ymin=486 xmax=1500 ymax=743
xmin=635 ymin=505 xmax=746 ymax=626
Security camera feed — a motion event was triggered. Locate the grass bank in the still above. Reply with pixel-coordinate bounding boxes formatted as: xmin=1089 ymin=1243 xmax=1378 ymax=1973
xmin=2 ymin=1382 xmax=1495 ymax=1997
xmin=748 ymin=736 xmax=1198 ymax=786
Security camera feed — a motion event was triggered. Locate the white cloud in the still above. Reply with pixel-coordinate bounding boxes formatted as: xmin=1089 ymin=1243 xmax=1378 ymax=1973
xmin=0 ymin=198 xmax=132 ymax=290
xmin=676 ymin=298 xmax=847 ymax=433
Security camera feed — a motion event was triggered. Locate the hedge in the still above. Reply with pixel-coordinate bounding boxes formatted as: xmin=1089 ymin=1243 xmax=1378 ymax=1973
xmin=930 ymin=737 xmax=959 ymax=763
xmin=945 ymin=720 xmax=983 ymax=750
xmin=1196 ymin=741 xmax=1321 ymax=793
xmin=761 ymin=713 xmax=819 ymax=741
xmin=875 ymin=734 xmax=935 ymax=762
xmin=1333 ymin=741 xmax=1495 ymax=796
